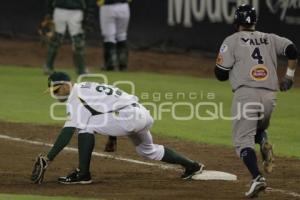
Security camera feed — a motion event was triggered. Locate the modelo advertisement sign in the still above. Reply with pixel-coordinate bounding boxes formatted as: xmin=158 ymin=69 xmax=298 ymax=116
xmin=0 ymin=0 xmax=299 ymax=53
xmin=167 ymin=0 xmax=300 ymax=26
xmin=130 ymin=0 xmax=300 ymax=52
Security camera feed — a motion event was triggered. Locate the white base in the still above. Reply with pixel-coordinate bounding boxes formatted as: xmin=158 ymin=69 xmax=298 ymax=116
xmin=192 ymin=170 xmax=237 ymax=181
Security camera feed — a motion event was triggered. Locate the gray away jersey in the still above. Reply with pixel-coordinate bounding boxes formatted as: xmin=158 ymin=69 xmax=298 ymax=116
xmin=216 ymin=31 xmax=293 ymax=91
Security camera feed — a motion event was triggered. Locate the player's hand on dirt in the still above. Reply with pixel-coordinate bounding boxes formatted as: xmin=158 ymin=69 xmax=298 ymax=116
xmin=31 ymin=154 xmax=50 ymax=184
xmin=104 ymin=136 xmax=117 ymax=152
xmin=280 ymin=76 xmax=294 ymax=92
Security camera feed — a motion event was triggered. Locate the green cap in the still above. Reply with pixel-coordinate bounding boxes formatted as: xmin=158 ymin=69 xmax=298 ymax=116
xmin=47 ymin=71 xmax=71 ymax=87
xmin=45 ymin=71 xmax=71 ymax=93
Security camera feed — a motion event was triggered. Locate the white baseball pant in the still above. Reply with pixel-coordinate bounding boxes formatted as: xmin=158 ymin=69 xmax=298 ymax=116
xmin=99 ymin=3 xmax=130 ymax=43
xmin=79 ymin=103 xmax=165 ymax=161
xmin=53 ymin=8 xmax=84 ymax=36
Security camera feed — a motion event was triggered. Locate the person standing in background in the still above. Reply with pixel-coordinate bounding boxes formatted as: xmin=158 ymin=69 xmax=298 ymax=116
xmin=98 ymin=0 xmax=131 ymax=71
xmin=43 ymin=0 xmax=96 ymax=75
xmin=98 ymin=0 xmax=132 ymax=148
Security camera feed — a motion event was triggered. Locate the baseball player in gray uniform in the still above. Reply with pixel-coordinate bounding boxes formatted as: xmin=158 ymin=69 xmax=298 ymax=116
xmin=32 ymin=71 xmax=204 ymax=184
xmin=215 ymin=4 xmax=298 ymax=198
xmin=98 ymin=0 xmax=131 ymax=71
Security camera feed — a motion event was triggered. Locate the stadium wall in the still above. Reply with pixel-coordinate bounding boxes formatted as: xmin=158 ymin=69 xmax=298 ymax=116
xmin=1 ymin=0 xmax=300 ymax=53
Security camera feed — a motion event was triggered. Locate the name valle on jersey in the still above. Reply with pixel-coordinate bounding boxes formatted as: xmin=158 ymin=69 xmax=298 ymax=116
xmin=241 ymin=37 xmax=269 ymax=46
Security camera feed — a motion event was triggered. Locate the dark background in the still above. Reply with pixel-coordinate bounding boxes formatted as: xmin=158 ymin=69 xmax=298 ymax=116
xmin=0 ymin=0 xmax=299 ymax=53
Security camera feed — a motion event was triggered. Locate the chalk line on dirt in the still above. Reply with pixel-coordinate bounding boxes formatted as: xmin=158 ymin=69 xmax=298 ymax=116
xmin=1 ymin=134 xmax=299 ymax=198
xmin=0 ymin=134 xmax=175 ymax=170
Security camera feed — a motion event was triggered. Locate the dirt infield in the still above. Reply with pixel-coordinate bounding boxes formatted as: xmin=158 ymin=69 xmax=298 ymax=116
xmin=0 ymin=122 xmax=299 ymax=200
xmin=0 ymin=37 xmax=300 ymax=199
xmin=0 ymin=37 xmax=214 ymax=77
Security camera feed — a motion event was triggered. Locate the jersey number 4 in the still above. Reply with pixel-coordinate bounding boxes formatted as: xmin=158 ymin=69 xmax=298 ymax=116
xmin=251 ymin=47 xmax=264 ymax=64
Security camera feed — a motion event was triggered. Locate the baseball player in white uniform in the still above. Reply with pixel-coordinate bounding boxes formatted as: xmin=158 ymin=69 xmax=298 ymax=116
xmin=43 ymin=0 xmax=95 ymax=75
xmin=35 ymin=71 xmax=204 ymax=184
xmin=98 ymin=0 xmax=131 ymax=71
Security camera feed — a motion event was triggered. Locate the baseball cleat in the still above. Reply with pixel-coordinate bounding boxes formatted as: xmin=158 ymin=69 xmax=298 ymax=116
xmin=181 ymin=162 xmax=205 ymax=180
xmin=58 ymin=168 xmax=92 ymax=184
xmin=245 ymin=175 xmax=267 ymax=198
xmin=261 ymin=142 xmax=274 ymax=173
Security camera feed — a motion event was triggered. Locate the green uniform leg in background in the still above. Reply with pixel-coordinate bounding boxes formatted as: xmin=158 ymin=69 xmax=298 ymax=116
xmin=117 ymin=40 xmax=128 ymax=71
xmin=45 ymin=32 xmax=64 ymax=75
xmin=103 ymin=42 xmax=118 ymax=71
xmin=72 ymin=33 xmax=86 ymax=75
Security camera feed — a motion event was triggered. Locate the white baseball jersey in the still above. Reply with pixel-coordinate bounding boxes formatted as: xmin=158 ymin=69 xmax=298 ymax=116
xmin=64 ymin=82 xmax=165 ymax=161
xmin=64 ymin=82 xmax=138 ymax=129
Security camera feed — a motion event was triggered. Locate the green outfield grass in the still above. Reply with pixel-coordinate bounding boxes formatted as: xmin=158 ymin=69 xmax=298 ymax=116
xmin=0 ymin=66 xmax=299 ymax=159
xmin=0 ymin=194 xmax=99 ymax=200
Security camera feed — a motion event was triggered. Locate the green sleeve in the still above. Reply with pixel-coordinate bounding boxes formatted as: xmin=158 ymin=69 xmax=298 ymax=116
xmin=47 ymin=127 xmax=76 ymax=161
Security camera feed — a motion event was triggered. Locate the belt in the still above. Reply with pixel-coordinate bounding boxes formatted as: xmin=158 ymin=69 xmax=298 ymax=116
xmin=79 ymin=98 xmax=138 ymax=116
xmin=233 ymin=85 xmax=276 ymax=93
xmin=104 ymin=0 xmax=127 ymax=5
xmin=131 ymin=103 xmax=139 ymax=108
xmin=55 ymin=6 xmax=84 ymax=10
